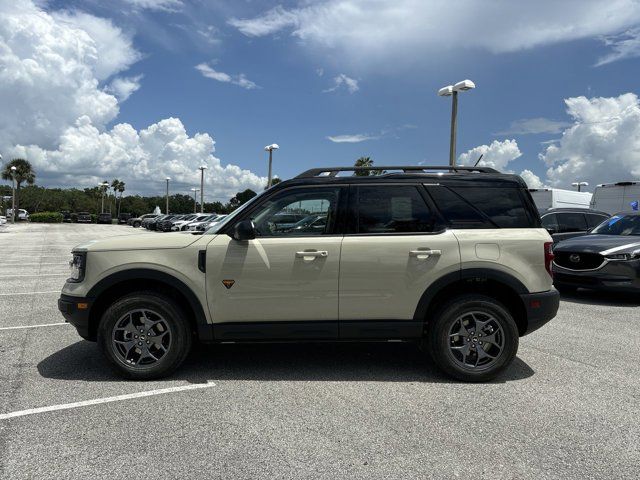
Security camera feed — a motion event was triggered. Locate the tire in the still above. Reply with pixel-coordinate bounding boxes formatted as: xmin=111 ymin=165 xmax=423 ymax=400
xmin=133 ymin=221 xmax=141 ymax=228
xmin=427 ymin=294 xmax=519 ymax=382
xmin=98 ymin=292 xmax=192 ymax=380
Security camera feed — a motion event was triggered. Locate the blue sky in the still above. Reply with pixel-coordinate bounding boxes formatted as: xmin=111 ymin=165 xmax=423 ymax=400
xmin=2 ymin=0 xmax=640 ymax=199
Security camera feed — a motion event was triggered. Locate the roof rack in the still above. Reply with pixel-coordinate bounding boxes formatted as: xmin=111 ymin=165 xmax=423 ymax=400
xmin=295 ymin=165 xmax=498 ymax=178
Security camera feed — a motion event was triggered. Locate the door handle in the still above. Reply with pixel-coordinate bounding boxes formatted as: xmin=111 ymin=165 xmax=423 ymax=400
xmin=409 ymin=249 xmax=441 ymax=258
xmin=296 ymin=250 xmax=328 ymax=259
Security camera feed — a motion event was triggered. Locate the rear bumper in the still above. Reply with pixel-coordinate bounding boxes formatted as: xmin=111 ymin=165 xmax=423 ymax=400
xmin=58 ymin=294 xmax=93 ymax=340
xmin=520 ymin=289 xmax=560 ymax=336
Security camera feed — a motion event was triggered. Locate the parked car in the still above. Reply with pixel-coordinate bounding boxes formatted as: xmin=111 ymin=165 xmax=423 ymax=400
xmin=0 ymin=215 xmax=6 ymax=225
xmin=529 ymin=188 xmax=592 ymax=210
xmin=590 ymin=181 xmax=640 ymax=214
xmin=539 ymin=208 xmax=610 ymax=244
xmin=58 ymin=165 xmax=559 ymax=382
xmin=6 ymin=208 xmax=29 ymax=221
xmin=118 ymin=213 xmax=132 ymax=224
xmin=143 ymin=214 xmax=166 ymax=230
xmin=196 ymin=215 xmax=228 ymax=232
xmin=170 ymin=214 xmax=199 ymax=231
xmin=185 ymin=214 xmax=219 ymax=231
xmin=271 ymin=212 xmax=306 ymax=232
xmin=60 ymin=211 xmax=72 ymax=223
xmin=285 ymin=214 xmax=327 ymax=234
xmin=157 ymin=214 xmax=184 ymax=232
xmin=130 ymin=213 xmax=158 ymax=228
xmin=553 ymin=212 xmax=640 ymax=293
xmin=147 ymin=214 xmax=177 ymax=231
xmin=97 ymin=213 xmax=112 ymax=224
xmin=76 ymin=212 xmax=92 ymax=223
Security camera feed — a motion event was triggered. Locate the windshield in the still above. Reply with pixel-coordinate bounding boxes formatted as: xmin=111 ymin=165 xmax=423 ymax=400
xmin=591 ymin=214 xmax=640 ymax=236
xmin=204 ymin=190 xmax=268 ymax=234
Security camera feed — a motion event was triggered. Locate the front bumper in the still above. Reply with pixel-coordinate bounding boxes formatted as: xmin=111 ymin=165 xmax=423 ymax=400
xmin=519 ymin=289 xmax=560 ymax=336
xmin=58 ymin=294 xmax=93 ymax=340
xmin=553 ymin=260 xmax=640 ymax=292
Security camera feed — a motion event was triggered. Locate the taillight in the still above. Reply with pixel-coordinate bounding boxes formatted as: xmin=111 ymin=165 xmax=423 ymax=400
xmin=544 ymin=242 xmax=554 ymax=278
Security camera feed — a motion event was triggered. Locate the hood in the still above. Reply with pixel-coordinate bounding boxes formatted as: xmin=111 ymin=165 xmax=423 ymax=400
xmin=72 ymin=232 xmax=201 ymax=252
xmin=554 ymin=234 xmax=640 ymax=254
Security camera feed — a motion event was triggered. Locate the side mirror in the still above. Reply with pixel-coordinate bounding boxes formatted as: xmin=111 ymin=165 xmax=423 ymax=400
xmin=546 ymin=227 xmax=557 ymax=235
xmin=231 ymin=220 xmax=256 ymax=241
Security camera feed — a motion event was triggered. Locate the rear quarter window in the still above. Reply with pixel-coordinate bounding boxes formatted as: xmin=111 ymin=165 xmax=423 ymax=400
xmin=427 ymin=185 xmax=536 ymax=228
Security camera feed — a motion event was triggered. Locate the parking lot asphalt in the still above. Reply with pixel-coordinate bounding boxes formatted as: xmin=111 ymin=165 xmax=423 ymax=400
xmin=0 ymin=223 xmax=638 ymax=479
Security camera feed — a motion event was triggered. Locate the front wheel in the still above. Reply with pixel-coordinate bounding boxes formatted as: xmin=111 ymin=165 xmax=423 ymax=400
xmin=133 ymin=221 xmax=141 ymax=228
xmin=98 ymin=292 xmax=192 ymax=380
xmin=427 ymin=295 xmax=519 ymax=382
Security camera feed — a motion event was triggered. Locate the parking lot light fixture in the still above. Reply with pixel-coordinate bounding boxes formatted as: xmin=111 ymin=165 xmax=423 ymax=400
xmin=572 ymin=181 xmax=589 ymax=192
xmin=99 ymin=181 xmax=109 ymax=214
xmin=438 ymin=79 xmax=476 ymax=167
xmin=191 ymin=188 xmax=200 ymax=214
xmin=264 ymin=144 xmax=279 ymax=188
xmin=165 ymin=177 xmax=171 ymax=214
xmin=198 ymin=165 xmax=207 ymax=214
xmin=10 ymin=165 xmax=16 ymax=224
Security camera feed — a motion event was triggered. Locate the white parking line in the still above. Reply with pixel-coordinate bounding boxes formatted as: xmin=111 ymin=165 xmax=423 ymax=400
xmin=2 ymin=273 xmax=67 ymax=277
xmin=0 ymin=291 xmax=60 ymax=296
xmin=2 ymin=262 xmax=69 ymax=266
xmin=0 ymin=323 xmax=68 ymax=331
xmin=0 ymin=382 xmax=217 ymax=420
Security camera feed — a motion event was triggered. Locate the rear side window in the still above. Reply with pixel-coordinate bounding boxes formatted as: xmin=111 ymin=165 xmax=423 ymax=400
xmin=541 ymin=213 xmax=558 ymax=231
xmin=428 ymin=186 xmax=533 ymax=228
xmin=356 ymin=185 xmax=436 ymax=233
xmin=556 ymin=213 xmax=587 ymax=232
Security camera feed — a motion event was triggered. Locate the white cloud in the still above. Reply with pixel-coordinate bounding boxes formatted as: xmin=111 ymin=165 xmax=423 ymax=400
xmin=195 ymin=63 xmax=259 ymax=90
xmin=595 ymin=28 xmax=640 ymax=66
xmin=106 ymin=75 xmax=143 ymax=102
xmin=541 ymin=93 xmax=640 ymax=188
xmin=229 ymin=0 xmax=640 ymax=65
xmin=123 ymin=0 xmax=183 ymax=12
xmin=323 ymin=74 xmax=359 ymax=94
xmin=0 ymin=1 xmax=265 ymax=197
xmin=520 ymin=169 xmax=545 ymax=189
xmin=326 ymin=134 xmax=378 ymax=143
xmin=11 ymin=116 xmax=266 ymax=197
xmin=458 ymin=139 xmax=522 ymax=171
xmin=496 ymin=118 xmax=572 ymax=135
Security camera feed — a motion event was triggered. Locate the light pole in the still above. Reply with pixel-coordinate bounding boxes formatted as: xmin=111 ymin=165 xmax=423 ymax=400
xmin=264 ymin=144 xmax=279 ymax=188
xmin=165 ymin=177 xmax=171 ymax=214
xmin=191 ymin=188 xmax=200 ymax=214
xmin=99 ymin=181 xmax=109 ymax=213
xmin=438 ymin=79 xmax=476 ymax=166
xmin=198 ymin=165 xmax=207 ymax=214
xmin=10 ymin=165 xmax=17 ymax=224
xmin=572 ymin=181 xmax=589 ymax=192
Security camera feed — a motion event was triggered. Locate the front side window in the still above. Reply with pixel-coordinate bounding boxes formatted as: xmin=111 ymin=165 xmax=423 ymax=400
xmin=356 ymin=185 xmax=436 ymax=234
xmin=586 ymin=213 xmax=608 ymax=228
xmin=250 ymin=187 xmax=341 ymax=237
xmin=556 ymin=213 xmax=587 ymax=233
xmin=541 ymin=213 xmax=559 ymax=232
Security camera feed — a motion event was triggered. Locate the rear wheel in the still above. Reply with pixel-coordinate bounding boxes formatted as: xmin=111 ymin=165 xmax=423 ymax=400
xmin=133 ymin=221 xmax=141 ymax=228
xmin=427 ymin=295 xmax=519 ymax=382
xmin=98 ymin=292 xmax=192 ymax=380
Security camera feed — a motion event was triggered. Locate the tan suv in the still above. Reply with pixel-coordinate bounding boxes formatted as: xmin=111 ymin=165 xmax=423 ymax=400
xmin=58 ymin=166 xmax=559 ymax=381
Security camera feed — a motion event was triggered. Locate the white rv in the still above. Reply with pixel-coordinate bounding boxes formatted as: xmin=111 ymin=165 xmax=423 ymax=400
xmin=528 ymin=188 xmax=592 ymax=211
xmin=590 ymin=181 xmax=640 ymax=214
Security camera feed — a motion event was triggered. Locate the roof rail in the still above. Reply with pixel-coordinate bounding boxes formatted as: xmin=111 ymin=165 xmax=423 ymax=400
xmin=295 ymin=165 xmax=499 ymax=178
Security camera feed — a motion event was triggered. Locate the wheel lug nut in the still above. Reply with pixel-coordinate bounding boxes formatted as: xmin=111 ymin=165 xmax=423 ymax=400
xmin=134 ymin=335 xmax=138 ymax=339
xmin=138 ymin=342 xmax=142 ymax=346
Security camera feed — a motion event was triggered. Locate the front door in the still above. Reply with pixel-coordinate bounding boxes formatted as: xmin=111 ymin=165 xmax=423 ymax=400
xmin=206 ymin=186 xmax=346 ymax=338
xmin=339 ymin=184 xmax=460 ymax=337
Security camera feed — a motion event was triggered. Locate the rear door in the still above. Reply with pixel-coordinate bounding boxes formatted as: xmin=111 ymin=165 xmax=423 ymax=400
xmin=555 ymin=212 xmax=589 ymax=242
xmin=339 ymin=184 xmax=460 ymax=337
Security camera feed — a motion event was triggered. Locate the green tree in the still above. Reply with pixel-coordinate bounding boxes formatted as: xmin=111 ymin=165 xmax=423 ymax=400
xmin=228 ymin=189 xmax=257 ymax=210
xmin=1 ymin=158 xmax=36 ymax=215
xmin=111 ymin=179 xmax=126 ymax=217
xmin=354 ymin=156 xmax=383 ymax=176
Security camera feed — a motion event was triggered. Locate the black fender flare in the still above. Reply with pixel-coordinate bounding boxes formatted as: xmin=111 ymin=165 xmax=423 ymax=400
xmin=87 ymin=268 xmax=211 ymax=340
xmin=413 ymin=268 xmax=528 ymax=321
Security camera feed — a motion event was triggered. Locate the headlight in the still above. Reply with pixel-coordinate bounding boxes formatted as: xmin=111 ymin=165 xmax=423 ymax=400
xmin=605 ymin=250 xmax=640 ymax=261
xmin=68 ymin=252 xmax=86 ymax=282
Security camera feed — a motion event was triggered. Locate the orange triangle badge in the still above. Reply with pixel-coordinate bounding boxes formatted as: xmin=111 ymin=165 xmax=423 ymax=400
xmin=222 ymin=279 xmax=235 ymax=289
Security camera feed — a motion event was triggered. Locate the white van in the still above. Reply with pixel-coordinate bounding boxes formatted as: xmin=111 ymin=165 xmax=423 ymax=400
xmin=6 ymin=208 xmax=29 ymax=220
xmin=590 ymin=182 xmax=640 ymax=214
xmin=529 ymin=188 xmax=592 ymax=210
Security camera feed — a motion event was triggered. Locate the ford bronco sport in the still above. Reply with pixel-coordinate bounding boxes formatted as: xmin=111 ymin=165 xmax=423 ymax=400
xmin=58 ymin=166 xmax=559 ymax=382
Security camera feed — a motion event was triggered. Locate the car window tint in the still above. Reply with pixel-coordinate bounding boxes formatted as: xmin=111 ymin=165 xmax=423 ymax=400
xmin=586 ymin=213 xmax=608 ymax=228
xmin=356 ymin=185 xmax=436 ymax=234
xmin=251 ymin=187 xmax=341 ymax=237
xmin=541 ymin=213 xmax=558 ymax=231
xmin=557 ymin=213 xmax=588 ymax=233
xmin=430 ymin=186 xmax=531 ymax=228
xmin=426 ymin=186 xmax=492 ymax=228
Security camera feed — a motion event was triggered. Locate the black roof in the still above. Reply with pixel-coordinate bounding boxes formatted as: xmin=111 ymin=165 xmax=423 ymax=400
xmin=275 ymin=166 xmax=527 ymax=189
xmin=538 ymin=208 xmax=610 ymax=215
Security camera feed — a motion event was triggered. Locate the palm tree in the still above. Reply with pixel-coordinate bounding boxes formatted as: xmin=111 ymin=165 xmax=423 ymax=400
xmin=116 ymin=181 xmax=126 ymax=217
xmin=1 ymin=159 xmax=36 ymax=215
xmin=354 ymin=156 xmax=382 ymax=176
